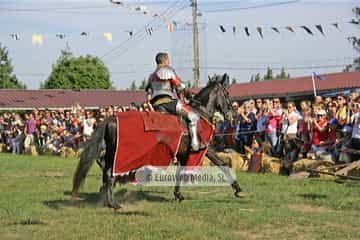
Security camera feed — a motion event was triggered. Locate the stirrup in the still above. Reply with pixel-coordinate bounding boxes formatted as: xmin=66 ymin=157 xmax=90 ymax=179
xmin=191 ymin=142 xmax=207 ymax=152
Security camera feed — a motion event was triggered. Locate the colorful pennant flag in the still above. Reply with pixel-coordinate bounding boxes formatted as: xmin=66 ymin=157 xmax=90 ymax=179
xmin=125 ymin=30 xmax=133 ymax=37
xmin=332 ymin=23 xmax=340 ymax=30
xmin=313 ymin=72 xmax=325 ymax=81
xmin=301 ymin=26 xmax=313 ymax=35
xmin=56 ymin=34 xmax=66 ymax=39
xmin=10 ymin=33 xmax=20 ymax=40
xmin=32 ymin=34 xmax=43 ymax=45
xmin=271 ymin=27 xmax=280 ymax=34
xmin=256 ymin=27 xmax=263 ymax=38
xmin=285 ymin=26 xmax=295 ymax=33
xmin=103 ymin=32 xmax=113 ymax=41
xmin=244 ymin=27 xmax=250 ymax=36
xmin=219 ymin=25 xmax=226 ymax=33
xmin=167 ymin=22 xmax=174 ymax=32
xmin=315 ymin=25 xmax=324 ymax=35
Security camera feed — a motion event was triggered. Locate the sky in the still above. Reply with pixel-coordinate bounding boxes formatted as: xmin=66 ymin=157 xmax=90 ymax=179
xmin=0 ymin=0 xmax=359 ymax=89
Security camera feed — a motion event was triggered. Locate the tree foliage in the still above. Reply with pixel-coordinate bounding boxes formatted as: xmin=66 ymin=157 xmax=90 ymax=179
xmin=250 ymin=67 xmax=290 ymax=82
xmin=344 ymin=7 xmax=360 ymax=72
xmin=0 ymin=43 xmax=26 ymax=89
xmin=130 ymin=81 xmax=137 ymax=91
xmin=42 ymin=47 xmax=112 ymax=89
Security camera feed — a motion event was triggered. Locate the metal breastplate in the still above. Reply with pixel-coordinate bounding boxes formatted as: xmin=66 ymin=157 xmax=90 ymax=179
xmin=150 ymin=74 xmax=175 ymax=100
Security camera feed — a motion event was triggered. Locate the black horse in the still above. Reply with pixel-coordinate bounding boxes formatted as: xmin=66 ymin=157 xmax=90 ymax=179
xmin=72 ymin=73 xmax=243 ymax=209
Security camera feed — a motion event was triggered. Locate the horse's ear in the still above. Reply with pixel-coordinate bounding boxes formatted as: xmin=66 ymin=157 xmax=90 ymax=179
xmin=208 ymin=74 xmax=216 ymax=85
xmin=221 ymin=73 xmax=230 ymax=86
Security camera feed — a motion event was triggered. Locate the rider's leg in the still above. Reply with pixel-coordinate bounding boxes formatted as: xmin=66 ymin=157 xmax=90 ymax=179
xmin=176 ymin=101 xmax=201 ymax=152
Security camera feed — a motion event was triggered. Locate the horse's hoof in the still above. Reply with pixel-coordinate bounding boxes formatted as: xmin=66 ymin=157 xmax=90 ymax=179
xmin=234 ymin=191 xmax=248 ymax=198
xmin=174 ymin=192 xmax=185 ymax=202
xmin=108 ymin=202 xmax=122 ymax=210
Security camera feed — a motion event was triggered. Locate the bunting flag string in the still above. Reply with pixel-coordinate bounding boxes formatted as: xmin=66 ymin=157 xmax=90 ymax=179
xmin=213 ymin=21 xmax=357 ymax=38
xmin=2 ymin=20 xmax=356 ymax=45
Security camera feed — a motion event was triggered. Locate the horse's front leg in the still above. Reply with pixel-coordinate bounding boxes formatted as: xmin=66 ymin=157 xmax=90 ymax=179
xmin=174 ymin=163 xmax=185 ymax=202
xmin=206 ymin=147 xmax=243 ymax=198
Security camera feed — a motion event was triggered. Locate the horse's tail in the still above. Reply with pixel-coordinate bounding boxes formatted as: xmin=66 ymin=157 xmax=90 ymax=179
xmin=72 ymin=117 xmax=112 ymax=196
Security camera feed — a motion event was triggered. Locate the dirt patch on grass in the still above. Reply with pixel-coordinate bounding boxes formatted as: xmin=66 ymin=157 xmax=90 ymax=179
xmin=287 ymin=204 xmax=333 ymax=213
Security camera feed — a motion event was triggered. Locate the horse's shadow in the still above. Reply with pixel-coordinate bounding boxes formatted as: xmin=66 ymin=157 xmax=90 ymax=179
xmin=42 ymin=189 xmax=170 ymax=211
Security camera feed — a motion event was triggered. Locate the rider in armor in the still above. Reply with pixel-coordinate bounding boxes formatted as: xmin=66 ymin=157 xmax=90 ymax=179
xmin=145 ymin=52 xmax=203 ymax=152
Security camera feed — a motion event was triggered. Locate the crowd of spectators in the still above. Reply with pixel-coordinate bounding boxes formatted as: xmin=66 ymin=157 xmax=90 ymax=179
xmin=1 ymin=91 xmax=359 ymax=165
xmin=213 ymin=90 xmax=360 ymax=164
xmin=0 ymin=103 xmax=153 ymax=156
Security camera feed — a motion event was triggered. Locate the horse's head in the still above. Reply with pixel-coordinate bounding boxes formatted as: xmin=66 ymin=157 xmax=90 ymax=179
xmin=193 ymin=73 xmax=234 ymax=121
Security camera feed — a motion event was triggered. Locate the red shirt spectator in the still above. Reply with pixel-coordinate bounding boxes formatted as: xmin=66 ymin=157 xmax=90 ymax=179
xmin=312 ymin=110 xmax=328 ymax=146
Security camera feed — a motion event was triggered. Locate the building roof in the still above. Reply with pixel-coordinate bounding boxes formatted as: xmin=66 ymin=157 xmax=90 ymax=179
xmin=229 ymin=71 xmax=360 ymax=100
xmin=0 ymin=71 xmax=359 ymax=110
xmin=0 ymin=89 xmax=146 ymax=110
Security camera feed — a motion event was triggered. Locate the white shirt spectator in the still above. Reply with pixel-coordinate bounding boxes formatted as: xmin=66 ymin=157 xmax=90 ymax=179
xmin=83 ymin=118 xmax=96 ymax=137
xmin=286 ymin=111 xmax=299 ymax=135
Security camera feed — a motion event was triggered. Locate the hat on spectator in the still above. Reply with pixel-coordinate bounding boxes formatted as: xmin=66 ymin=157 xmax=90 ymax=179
xmin=317 ymin=109 xmax=326 ymax=115
xmin=328 ymin=118 xmax=338 ymax=125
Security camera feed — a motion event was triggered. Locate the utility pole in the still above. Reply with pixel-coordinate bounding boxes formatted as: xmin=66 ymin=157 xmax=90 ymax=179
xmin=192 ymin=0 xmax=200 ymax=88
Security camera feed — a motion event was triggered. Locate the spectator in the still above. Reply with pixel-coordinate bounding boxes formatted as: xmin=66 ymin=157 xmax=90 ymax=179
xmin=311 ymin=109 xmax=329 ymax=158
xmin=313 ymin=95 xmax=324 ymax=113
xmin=336 ymin=93 xmax=348 ymax=127
xmin=265 ymin=98 xmax=283 ymax=156
xmin=326 ymin=101 xmax=338 ymax=120
xmin=256 ymin=100 xmax=268 ymax=143
xmin=234 ymin=102 xmax=256 ymax=154
xmin=282 ymin=101 xmax=300 ymax=167
xmin=83 ymin=111 xmax=96 ymax=141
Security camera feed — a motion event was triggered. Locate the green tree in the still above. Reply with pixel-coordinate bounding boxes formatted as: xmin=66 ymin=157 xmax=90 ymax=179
xmin=263 ymin=67 xmax=274 ymax=80
xmin=231 ymin=78 xmax=237 ymax=85
xmin=138 ymin=79 xmax=147 ymax=90
xmin=344 ymin=7 xmax=360 ymax=72
xmin=250 ymin=73 xmax=262 ymax=82
xmin=275 ymin=67 xmax=290 ymax=79
xmin=42 ymin=48 xmax=112 ymax=89
xmin=130 ymin=81 xmax=137 ymax=90
xmin=0 ymin=43 xmax=26 ymax=89
xmin=250 ymin=68 xmax=290 ymax=82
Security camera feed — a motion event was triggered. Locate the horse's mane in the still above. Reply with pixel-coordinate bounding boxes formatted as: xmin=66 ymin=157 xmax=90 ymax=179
xmin=192 ymin=81 xmax=216 ymax=107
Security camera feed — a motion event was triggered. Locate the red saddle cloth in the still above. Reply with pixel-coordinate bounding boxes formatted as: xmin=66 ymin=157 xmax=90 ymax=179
xmin=112 ymin=111 xmax=214 ymax=176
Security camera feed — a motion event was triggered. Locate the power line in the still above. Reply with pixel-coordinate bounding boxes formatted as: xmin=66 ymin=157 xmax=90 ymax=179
xmin=203 ymin=64 xmax=351 ymax=71
xmin=200 ymin=0 xmax=300 ymax=13
xmin=109 ymin=4 xmax=189 ymax=59
xmin=0 ymin=5 xmax=115 ymax=12
xmin=100 ymin=0 xmax=188 ymax=60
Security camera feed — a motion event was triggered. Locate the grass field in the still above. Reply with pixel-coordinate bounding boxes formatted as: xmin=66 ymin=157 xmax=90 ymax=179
xmin=0 ymin=153 xmax=359 ymax=240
